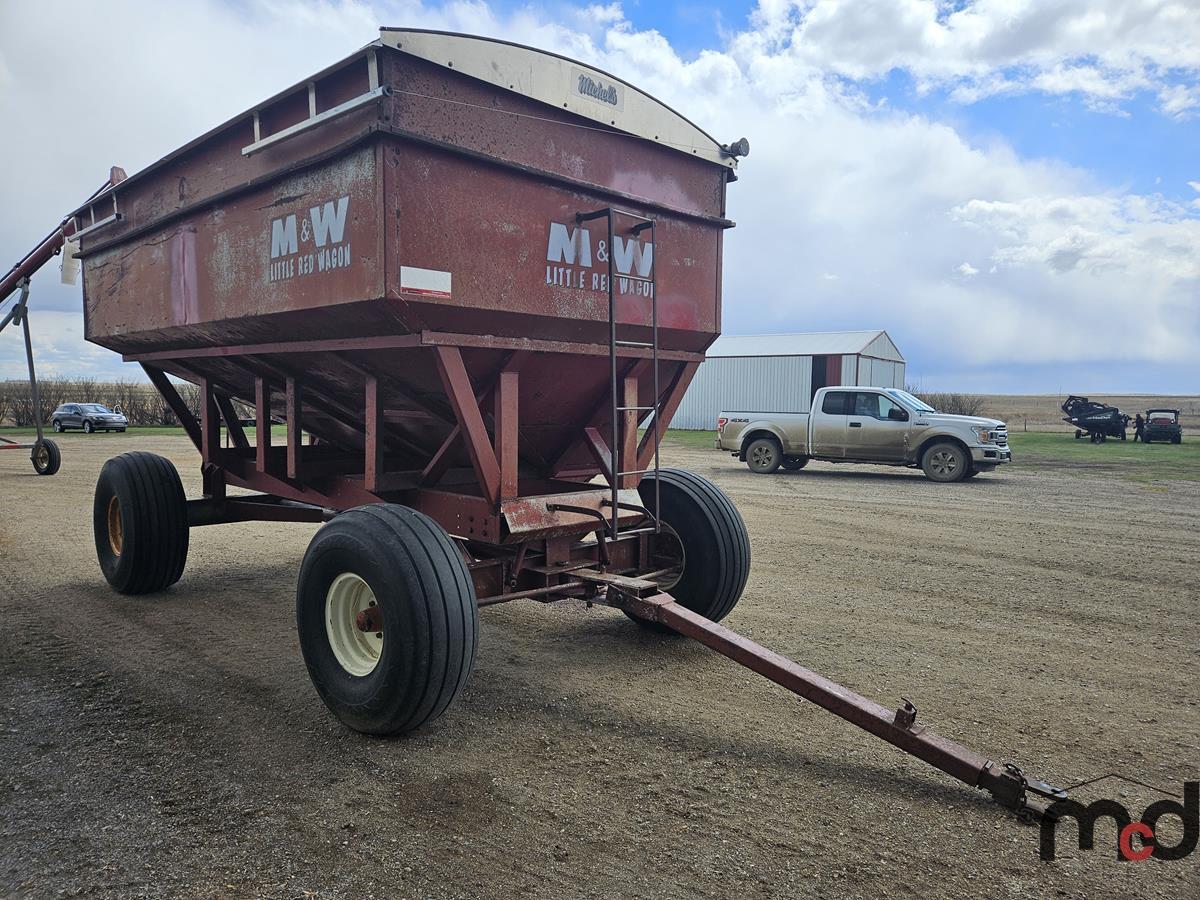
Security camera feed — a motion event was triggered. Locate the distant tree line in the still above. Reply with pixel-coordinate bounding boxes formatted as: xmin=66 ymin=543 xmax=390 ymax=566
xmin=906 ymin=386 xmax=988 ymax=417
xmin=0 ymin=378 xmax=204 ymax=427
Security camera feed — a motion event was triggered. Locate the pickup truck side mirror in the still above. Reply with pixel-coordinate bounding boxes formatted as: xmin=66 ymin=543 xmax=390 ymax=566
xmin=888 ymin=407 xmax=909 ymax=422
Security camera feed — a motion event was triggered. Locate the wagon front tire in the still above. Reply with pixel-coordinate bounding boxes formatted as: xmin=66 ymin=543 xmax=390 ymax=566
xmin=93 ymin=452 xmax=189 ymax=594
xmin=630 ymin=468 xmax=751 ymax=631
xmin=296 ymin=504 xmax=478 ymax=736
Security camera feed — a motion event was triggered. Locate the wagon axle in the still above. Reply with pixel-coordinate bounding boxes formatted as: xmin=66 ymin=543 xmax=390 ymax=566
xmin=354 ymin=606 xmax=383 ymax=633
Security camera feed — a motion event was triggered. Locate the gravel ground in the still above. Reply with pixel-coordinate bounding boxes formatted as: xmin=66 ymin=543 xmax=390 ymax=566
xmin=1 ymin=433 xmax=1197 ymax=898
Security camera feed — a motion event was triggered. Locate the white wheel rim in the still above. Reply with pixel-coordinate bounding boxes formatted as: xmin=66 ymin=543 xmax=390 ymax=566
xmin=325 ymin=572 xmax=383 ymax=677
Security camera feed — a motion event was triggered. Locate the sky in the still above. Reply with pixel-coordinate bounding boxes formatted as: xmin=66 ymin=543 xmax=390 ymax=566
xmin=1 ymin=0 xmax=1198 ymax=394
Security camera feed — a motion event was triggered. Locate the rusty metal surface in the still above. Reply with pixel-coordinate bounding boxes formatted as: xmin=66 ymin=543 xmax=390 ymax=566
xmin=73 ymin=39 xmax=734 ymax=541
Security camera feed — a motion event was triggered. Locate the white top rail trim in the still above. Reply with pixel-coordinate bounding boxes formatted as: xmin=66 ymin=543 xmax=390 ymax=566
xmin=379 ymin=29 xmax=735 ymax=169
xmin=242 ymin=86 xmax=390 ymax=157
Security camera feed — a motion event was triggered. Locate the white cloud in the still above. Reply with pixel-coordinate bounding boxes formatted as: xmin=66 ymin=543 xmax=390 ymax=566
xmin=1159 ymin=83 xmax=1200 ymax=118
xmin=2 ymin=1 xmax=1198 ymax=391
xmin=774 ymin=0 xmax=1200 ymax=114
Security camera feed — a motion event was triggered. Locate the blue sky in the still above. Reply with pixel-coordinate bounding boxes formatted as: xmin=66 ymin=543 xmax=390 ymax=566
xmin=2 ymin=0 xmax=1198 ymax=393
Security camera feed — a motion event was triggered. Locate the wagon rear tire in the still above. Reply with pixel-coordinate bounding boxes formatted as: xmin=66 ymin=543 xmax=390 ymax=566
xmin=629 ymin=468 xmax=751 ymax=631
xmin=93 ymin=452 xmax=189 ymax=594
xmin=31 ymin=438 xmax=60 ymax=476
xmin=296 ymin=504 xmax=478 ymax=735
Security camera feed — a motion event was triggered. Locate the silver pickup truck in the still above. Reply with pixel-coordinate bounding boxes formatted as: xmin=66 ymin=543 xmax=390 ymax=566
xmin=716 ymin=386 xmax=1011 ymax=482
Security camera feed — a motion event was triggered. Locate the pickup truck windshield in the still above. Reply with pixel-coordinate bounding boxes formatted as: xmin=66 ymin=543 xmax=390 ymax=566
xmin=884 ymin=389 xmax=935 ymax=413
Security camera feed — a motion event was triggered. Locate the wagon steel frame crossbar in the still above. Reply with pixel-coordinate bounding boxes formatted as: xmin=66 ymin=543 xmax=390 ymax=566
xmin=612 ymin=591 xmax=1067 ymax=818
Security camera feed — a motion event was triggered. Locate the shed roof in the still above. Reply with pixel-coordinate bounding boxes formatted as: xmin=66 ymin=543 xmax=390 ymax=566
xmin=707 ymin=330 xmax=904 ymax=362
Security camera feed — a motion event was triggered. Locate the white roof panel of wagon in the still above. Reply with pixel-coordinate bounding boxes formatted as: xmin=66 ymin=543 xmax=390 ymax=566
xmin=378 ymin=28 xmax=737 ymax=169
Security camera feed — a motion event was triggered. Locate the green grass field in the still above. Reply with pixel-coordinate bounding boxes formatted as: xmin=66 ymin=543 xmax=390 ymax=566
xmin=1004 ymin=431 xmax=1198 ymax=481
xmin=660 ymin=428 xmax=1197 ymax=482
xmin=5 ymin=425 xmax=1194 ymax=481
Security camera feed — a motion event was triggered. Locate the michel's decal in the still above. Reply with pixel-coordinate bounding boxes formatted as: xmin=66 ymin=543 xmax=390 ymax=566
xmin=571 ymin=67 xmax=623 ymax=111
xmin=268 ymin=195 xmax=352 ymax=283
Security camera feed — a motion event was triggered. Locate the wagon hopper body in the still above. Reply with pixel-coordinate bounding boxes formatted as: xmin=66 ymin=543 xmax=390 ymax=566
xmin=71 ymin=29 xmax=1064 ymax=818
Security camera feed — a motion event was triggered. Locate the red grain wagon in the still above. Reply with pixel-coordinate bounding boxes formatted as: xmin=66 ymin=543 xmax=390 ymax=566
xmin=57 ymin=29 xmax=1059 ymax=816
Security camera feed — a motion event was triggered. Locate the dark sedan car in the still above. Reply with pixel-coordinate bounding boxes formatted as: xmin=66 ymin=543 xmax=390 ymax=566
xmin=51 ymin=403 xmax=128 ymax=433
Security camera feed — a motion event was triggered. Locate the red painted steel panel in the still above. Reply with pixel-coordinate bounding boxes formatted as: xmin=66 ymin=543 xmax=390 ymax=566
xmin=76 ymin=40 xmax=735 ymax=501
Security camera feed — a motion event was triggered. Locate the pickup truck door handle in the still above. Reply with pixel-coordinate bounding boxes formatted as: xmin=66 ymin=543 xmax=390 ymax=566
xmin=849 ymin=421 xmax=862 ymax=427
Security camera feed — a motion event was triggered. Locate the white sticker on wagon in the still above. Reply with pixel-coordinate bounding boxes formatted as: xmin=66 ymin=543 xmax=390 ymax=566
xmin=400 ymin=266 xmax=452 ymax=298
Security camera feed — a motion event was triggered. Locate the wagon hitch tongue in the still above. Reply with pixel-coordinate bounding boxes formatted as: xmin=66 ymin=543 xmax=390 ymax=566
xmin=610 ymin=589 xmax=1067 ymax=818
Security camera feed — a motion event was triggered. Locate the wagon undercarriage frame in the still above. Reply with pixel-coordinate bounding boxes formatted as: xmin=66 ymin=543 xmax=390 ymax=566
xmin=127 ymin=331 xmax=1067 ymax=818
xmin=134 ymin=330 xmax=700 ymax=607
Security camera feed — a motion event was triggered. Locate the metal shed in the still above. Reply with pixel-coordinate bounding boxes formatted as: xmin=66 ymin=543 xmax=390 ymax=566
xmin=673 ymin=330 xmax=906 ymax=430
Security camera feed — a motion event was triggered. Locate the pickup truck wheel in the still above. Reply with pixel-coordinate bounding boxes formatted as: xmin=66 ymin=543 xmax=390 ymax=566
xmin=629 ymin=469 xmax=751 ymax=631
xmin=745 ymin=437 xmax=782 ymax=474
xmin=780 ymin=457 xmax=809 ymax=471
xmin=962 ymin=467 xmax=980 ymax=480
xmin=296 ymin=504 xmax=478 ymax=735
xmin=921 ymin=442 xmax=969 ymax=483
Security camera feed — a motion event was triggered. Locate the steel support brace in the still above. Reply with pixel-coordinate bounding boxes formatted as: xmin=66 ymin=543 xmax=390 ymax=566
xmin=495 ymin=370 xmax=518 ymax=500
xmin=618 ymin=593 xmax=1063 ymax=816
xmin=364 ymin=376 xmax=384 ymax=492
xmin=433 ymin=345 xmax=501 ymax=505
xmin=255 ymin=377 xmax=271 ymax=473
xmin=286 ymin=376 xmax=303 ymax=480
xmin=215 ymin=393 xmax=249 ymax=450
xmin=421 ymin=351 xmax=525 ymax=489
xmin=636 ymin=361 xmax=699 ymax=473
xmin=199 ymin=378 xmax=220 ymax=464
xmin=582 ymin=426 xmax=614 ymax=485
xmin=619 ymin=375 xmax=639 ymax=489
xmin=11 ymin=281 xmax=46 ymax=449
xmin=142 ymin=364 xmax=202 ymax=449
